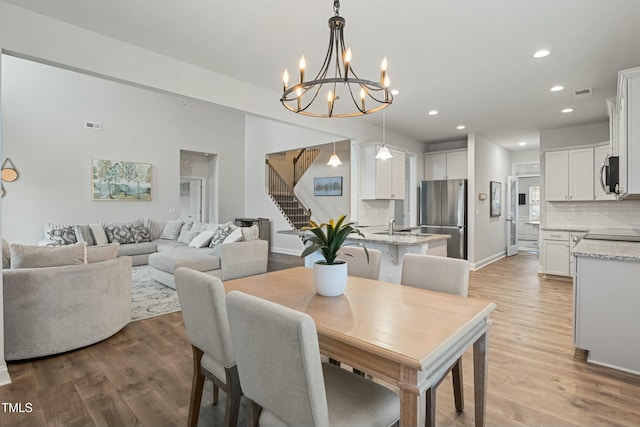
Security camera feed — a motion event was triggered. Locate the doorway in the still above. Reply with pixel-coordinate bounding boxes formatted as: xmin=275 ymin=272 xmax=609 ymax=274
xmin=512 ymin=162 xmax=540 ymax=254
xmin=180 ymin=177 xmax=203 ymax=222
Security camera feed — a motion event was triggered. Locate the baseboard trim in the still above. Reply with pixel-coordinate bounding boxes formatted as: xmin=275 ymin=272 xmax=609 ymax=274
xmin=471 ymin=251 xmax=506 ymax=271
xmin=270 ymin=247 xmax=303 ymax=257
xmin=0 ymin=363 xmax=11 ymax=386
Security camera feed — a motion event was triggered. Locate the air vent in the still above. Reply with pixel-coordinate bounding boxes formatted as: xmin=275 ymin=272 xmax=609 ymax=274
xmin=84 ymin=121 xmax=103 ymax=131
xmin=573 ymin=88 xmax=593 ymax=98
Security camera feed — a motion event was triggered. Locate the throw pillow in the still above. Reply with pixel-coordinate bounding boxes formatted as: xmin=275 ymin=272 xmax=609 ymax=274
xmin=45 ymin=224 xmax=77 ymax=245
xmin=209 ymin=224 xmax=233 ymax=247
xmin=131 ymin=225 xmax=151 ymax=243
xmin=160 ymin=220 xmax=184 ymax=240
xmin=240 ymin=225 xmax=260 ymax=241
xmin=74 ymin=225 xmax=96 ymax=246
xmin=177 ymin=222 xmax=198 ymax=244
xmin=90 ymin=224 xmax=109 ymax=245
xmin=223 ymin=228 xmax=243 ymax=244
xmin=86 ymin=243 xmax=119 ymax=263
xmin=103 ymin=224 xmax=136 ymax=244
xmin=10 ymin=242 xmax=87 ymax=269
xmin=2 ymin=239 xmax=11 ymax=269
xmin=144 ymin=218 xmax=167 ymax=240
xmin=189 ymin=230 xmax=215 ymax=248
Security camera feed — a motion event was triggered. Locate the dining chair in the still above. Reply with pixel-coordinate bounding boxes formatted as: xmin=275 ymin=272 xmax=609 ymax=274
xmin=174 ymin=268 xmax=242 ymax=427
xmin=338 ymin=246 xmax=382 ymax=280
xmin=400 ymin=253 xmax=470 ymax=426
xmin=226 ymin=291 xmax=400 ymax=427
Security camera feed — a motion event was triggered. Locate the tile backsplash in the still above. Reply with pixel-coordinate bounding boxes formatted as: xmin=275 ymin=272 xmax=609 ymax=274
xmin=357 ymin=199 xmax=395 ymax=226
xmin=546 ymin=200 xmax=640 ymax=230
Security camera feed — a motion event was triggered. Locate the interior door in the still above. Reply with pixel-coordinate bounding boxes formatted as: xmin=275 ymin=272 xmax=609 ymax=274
xmin=506 ymin=175 xmax=518 ymax=256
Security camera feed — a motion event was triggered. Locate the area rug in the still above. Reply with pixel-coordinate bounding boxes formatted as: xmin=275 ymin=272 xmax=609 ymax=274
xmin=131 ymin=265 xmax=181 ymax=321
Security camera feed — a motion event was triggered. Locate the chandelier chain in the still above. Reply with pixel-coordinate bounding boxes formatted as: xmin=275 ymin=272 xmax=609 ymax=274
xmin=333 ymin=0 xmax=340 ymax=15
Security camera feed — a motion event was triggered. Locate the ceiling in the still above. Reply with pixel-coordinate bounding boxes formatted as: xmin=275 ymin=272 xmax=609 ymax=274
xmin=4 ymin=0 xmax=640 ymax=151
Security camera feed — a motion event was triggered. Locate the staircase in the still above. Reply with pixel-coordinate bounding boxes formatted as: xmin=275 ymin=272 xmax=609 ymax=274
xmin=266 ymin=159 xmax=311 ymax=229
xmin=293 ymin=148 xmax=320 ymax=187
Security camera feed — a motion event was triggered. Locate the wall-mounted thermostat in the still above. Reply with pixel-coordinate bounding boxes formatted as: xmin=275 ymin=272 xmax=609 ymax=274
xmin=84 ymin=121 xmax=103 ymax=131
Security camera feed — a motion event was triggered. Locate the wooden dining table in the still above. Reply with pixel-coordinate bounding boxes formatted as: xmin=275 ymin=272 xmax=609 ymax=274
xmin=224 ymin=267 xmax=496 ymax=427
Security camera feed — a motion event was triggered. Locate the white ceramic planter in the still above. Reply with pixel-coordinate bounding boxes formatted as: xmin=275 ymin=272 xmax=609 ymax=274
xmin=313 ymin=261 xmax=348 ymax=296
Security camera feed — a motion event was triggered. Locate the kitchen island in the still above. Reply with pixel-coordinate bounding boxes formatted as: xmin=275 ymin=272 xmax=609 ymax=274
xmin=573 ymin=238 xmax=640 ymax=375
xmin=345 ymin=226 xmax=450 ymax=283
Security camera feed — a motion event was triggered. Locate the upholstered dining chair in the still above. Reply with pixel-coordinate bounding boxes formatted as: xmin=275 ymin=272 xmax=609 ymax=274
xmin=338 ymin=246 xmax=382 ymax=280
xmin=174 ymin=268 xmax=242 ymax=427
xmin=226 ymin=291 xmax=400 ymax=427
xmin=400 ymin=253 xmax=470 ymax=427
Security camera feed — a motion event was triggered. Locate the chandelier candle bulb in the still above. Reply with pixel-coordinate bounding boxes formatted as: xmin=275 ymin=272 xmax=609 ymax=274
xmin=296 ymin=87 xmax=302 ymax=111
xmin=360 ymin=88 xmax=366 ymax=110
xmin=299 ymin=56 xmax=306 ymax=83
xmin=282 ymin=69 xmax=289 ymax=91
xmin=327 ymin=91 xmax=334 ymax=116
xmin=380 ymin=56 xmax=388 ymax=84
xmin=383 ymin=75 xmax=390 ymax=101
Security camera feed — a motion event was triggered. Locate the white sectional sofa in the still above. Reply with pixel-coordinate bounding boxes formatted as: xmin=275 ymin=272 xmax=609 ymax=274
xmin=39 ymin=218 xmax=269 ymax=281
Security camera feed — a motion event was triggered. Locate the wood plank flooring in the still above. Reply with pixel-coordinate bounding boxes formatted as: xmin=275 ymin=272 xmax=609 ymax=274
xmin=1 ymin=253 xmax=639 ymax=426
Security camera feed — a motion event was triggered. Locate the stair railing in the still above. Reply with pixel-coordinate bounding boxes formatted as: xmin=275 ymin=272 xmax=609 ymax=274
xmin=293 ymin=148 xmax=320 ymax=187
xmin=266 ymin=159 xmax=312 ymax=228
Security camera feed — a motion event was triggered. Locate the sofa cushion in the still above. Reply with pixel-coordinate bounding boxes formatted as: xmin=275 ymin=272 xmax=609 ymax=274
xmin=209 ymin=223 xmax=234 ymax=247
xmin=131 ymin=225 xmax=151 ymax=243
xmin=10 ymin=242 xmax=87 ymax=269
xmin=177 ymin=222 xmax=201 ymax=244
xmin=74 ymin=225 xmax=96 ymax=246
xmin=240 ymin=224 xmax=260 ymax=242
xmin=223 ymin=228 xmax=243 ymax=244
xmin=2 ymin=239 xmax=11 ymax=269
xmin=148 ymin=251 xmax=220 ymax=274
xmin=45 ymin=223 xmax=77 ymax=245
xmin=160 ymin=220 xmax=184 ymax=240
xmin=144 ymin=218 xmax=167 ymax=240
xmin=87 ymin=243 xmax=119 ymax=263
xmin=117 ymin=242 xmax=157 ymax=257
xmin=90 ymin=224 xmax=109 ymax=245
xmin=172 ymin=246 xmax=216 ymax=255
xmin=189 ymin=230 xmax=215 ymax=248
xmin=154 ymin=239 xmax=187 ymax=252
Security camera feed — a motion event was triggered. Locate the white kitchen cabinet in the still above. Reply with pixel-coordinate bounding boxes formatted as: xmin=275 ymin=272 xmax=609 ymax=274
xmin=361 ymin=145 xmax=406 ymax=200
xmin=542 ymin=231 xmax=570 ymax=276
xmin=545 ymin=148 xmax=594 ymax=201
xmin=594 ymin=143 xmax=616 ymax=201
xmin=574 ymin=255 xmax=640 ymax=374
xmin=423 ymin=150 xmax=467 ymax=180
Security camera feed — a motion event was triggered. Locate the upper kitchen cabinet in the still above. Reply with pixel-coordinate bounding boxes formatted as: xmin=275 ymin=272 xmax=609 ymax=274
xmin=545 ymin=148 xmax=594 ymax=201
xmin=615 ymin=67 xmax=640 ymax=199
xmin=424 ymin=149 xmax=467 ymax=180
xmin=361 ymin=145 xmax=406 ymax=200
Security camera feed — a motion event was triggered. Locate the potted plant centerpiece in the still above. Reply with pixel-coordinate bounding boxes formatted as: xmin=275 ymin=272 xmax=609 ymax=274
xmin=301 ymin=215 xmax=368 ymax=296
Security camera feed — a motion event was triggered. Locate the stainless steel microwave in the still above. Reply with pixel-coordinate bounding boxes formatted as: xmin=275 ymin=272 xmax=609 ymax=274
xmin=599 ymin=155 xmax=620 ymax=197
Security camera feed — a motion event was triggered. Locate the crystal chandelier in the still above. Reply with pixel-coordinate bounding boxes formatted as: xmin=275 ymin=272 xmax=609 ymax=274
xmin=281 ymin=0 xmax=393 ymax=118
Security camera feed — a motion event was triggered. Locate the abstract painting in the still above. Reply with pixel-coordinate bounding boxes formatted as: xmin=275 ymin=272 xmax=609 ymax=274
xmin=490 ymin=180 xmax=501 ymax=217
xmin=314 ymin=176 xmax=343 ymax=196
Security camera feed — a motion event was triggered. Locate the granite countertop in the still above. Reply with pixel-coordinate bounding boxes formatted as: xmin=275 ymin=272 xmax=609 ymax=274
xmin=347 ymin=226 xmax=451 ymax=246
xmin=278 ymin=227 xmax=451 ymax=246
xmin=573 ymin=239 xmax=640 ymax=262
xmin=541 ymin=226 xmax=590 ymax=232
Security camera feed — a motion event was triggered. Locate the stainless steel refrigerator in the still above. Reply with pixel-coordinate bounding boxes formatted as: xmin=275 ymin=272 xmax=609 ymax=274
xmin=419 ymin=179 xmax=467 ymax=259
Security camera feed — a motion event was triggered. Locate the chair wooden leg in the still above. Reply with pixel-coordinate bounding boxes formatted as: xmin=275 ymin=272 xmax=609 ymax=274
xmin=425 ymin=387 xmax=436 ymax=427
xmin=452 ymin=357 xmax=464 ymax=413
xmin=213 ymin=384 xmax=219 ymax=405
xmin=188 ymin=346 xmax=205 ymax=427
xmin=247 ymin=399 xmax=262 ymax=427
xmin=224 ymin=366 xmax=242 ymax=427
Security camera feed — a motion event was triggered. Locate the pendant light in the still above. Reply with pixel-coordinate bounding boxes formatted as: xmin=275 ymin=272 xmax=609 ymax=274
xmin=375 ymin=111 xmax=393 ymax=160
xmin=327 ymin=141 xmax=343 ymax=166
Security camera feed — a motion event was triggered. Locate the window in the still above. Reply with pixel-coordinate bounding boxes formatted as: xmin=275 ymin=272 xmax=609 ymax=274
xmin=529 ymin=186 xmax=540 ymax=221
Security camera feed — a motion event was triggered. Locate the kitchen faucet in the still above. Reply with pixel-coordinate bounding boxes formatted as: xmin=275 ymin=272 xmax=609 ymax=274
xmin=388 ymin=217 xmax=395 ymax=236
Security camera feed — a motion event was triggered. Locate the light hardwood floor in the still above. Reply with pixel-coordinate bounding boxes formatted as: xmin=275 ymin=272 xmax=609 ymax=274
xmin=1 ymin=253 xmax=639 ymax=427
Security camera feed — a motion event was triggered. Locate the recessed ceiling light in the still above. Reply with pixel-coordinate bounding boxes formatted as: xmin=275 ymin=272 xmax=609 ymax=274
xmin=533 ymin=49 xmax=550 ymax=58
xmin=562 ymin=108 xmax=574 ymax=113
xmin=456 ymin=125 xmax=466 ymax=130
xmin=518 ymin=141 xmax=527 ymax=146
xmin=391 ymin=89 xmax=400 ymax=96
xmin=428 ymin=110 xmax=438 ymax=116
xmin=550 ymin=85 xmax=564 ymax=92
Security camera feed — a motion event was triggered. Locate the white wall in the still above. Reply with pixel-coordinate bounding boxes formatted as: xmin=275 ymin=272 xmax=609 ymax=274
xmin=1 ymin=55 xmax=245 ymax=243
xmin=424 ymin=139 xmax=468 ymax=152
xmin=295 ymin=146 xmax=351 ymax=223
xmin=471 ymin=133 xmax=512 ymax=269
xmin=0 ymin=45 xmax=7 ymax=387
xmin=511 ymin=148 xmax=540 ymax=164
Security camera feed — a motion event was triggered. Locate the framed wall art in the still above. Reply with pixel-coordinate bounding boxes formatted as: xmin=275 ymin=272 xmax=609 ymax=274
xmin=314 ymin=176 xmax=343 ymax=196
xmin=92 ymin=159 xmax=152 ymax=201
xmin=490 ymin=180 xmax=501 ymax=217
